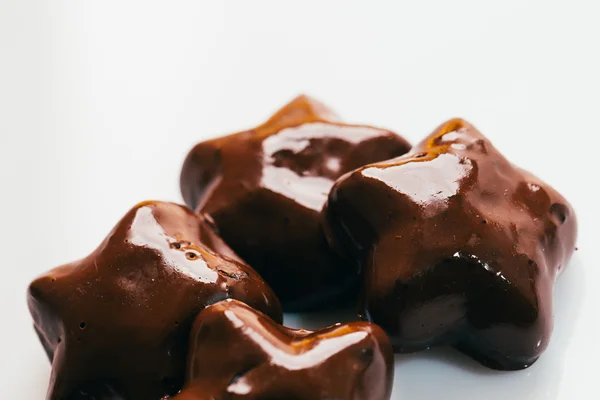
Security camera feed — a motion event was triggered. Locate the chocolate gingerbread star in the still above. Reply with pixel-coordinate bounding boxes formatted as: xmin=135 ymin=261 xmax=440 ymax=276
xmin=323 ymin=119 xmax=577 ymax=370
xmin=173 ymin=299 xmax=394 ymax=400
xmin=180 ymin=95 xmax=411 ymax=310
xmin=28 ymin=201 xmax=282 ymax=399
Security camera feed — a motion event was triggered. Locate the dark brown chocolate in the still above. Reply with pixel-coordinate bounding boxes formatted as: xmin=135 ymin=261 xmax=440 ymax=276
xmin=180 ymin=95 xmax=411 ymax=310
xmin=323 ymin=119 xmax=577 ymax=370
xmin=173 ymin=299 xmax=394 ymax=400
xmin=28 ymin=201 xmax=282 ymax=399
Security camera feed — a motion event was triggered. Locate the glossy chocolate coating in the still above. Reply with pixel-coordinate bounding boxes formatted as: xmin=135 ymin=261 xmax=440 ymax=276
xmin=28 ymin=201 xmax=282 ymax=399
xmin=180 ymin=95 xmax=411 ymax=310
xmin=173 ymin=299 xmax=394 ymax=400
xmin=323 ymin=119 xmax=577 ymax=370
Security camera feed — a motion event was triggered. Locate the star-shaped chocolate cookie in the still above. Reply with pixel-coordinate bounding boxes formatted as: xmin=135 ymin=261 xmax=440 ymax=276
xmin=323 ymin=119 xmax=577 ymax=370
xmin=173 ymin=299 xmax=394 ymax=400
xmin=180 ymin=95 xmax=411 ymax=310
xmin=28 ymin=201 xmax=282 ymax=399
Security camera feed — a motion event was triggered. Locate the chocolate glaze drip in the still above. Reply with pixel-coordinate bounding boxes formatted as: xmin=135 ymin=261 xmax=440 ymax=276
xmin=173 ymin=299 xmax=394 ymax=400
xmin=28 ymin=201 xmax=282 ymax=399
xmin=180 ymin=95 xmax=411 ymax=310
xmin=323 ymin=118 xmax=577 ymax=370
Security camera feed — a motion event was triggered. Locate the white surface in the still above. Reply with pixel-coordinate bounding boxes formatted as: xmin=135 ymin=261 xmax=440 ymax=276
xmin=1 ymin=1 xmax=599 ymax=399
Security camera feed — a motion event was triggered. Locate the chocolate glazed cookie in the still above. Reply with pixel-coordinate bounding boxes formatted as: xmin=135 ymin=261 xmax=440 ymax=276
xmin=28 ymin=201 xmax=282 ymax=399
xmin=323 ymin=119 xmax=577 ymax=370
xmin=173 ymin=299 xmax=394 ymax=400
xmin=180 ymin=95 xmax=411 ymax=310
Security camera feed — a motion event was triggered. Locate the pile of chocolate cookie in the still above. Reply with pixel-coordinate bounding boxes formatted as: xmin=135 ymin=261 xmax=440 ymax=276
xmin=28 ymin=95 xmax=577 ymax=399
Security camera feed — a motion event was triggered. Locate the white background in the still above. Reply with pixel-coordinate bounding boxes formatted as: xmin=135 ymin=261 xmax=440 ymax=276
xmin=1 ymin=1 xmax=599 ymax=398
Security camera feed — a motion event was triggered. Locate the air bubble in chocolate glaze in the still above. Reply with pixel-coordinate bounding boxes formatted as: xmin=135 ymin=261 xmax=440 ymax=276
xmin=550 ymin=203 xmax=568 ymax=224
xmin=358 ymin=347 xmax=375 ymax=365
xmin=228 ymin=364 xmax=258 ymax=386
